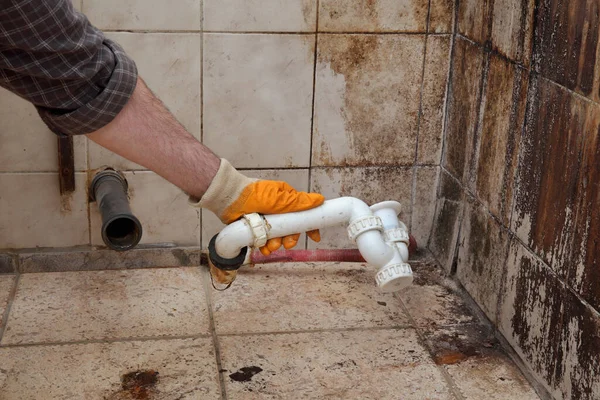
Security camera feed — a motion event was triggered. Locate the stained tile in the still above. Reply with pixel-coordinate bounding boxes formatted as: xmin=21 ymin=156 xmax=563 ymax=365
xmin=446 ymin=354 xmax=541 ymax=399
xmin=0 ymin=173 xmax=89 ymax=249
xmin=82 ymin=0 xmax=201 ymax=30
xmin=456 ymin=198 xmax=510 ymax=322
xmin=498 ymin=239 xmax=564 ymax=394
xmin=418 ymin=35 xmax=451 ymax=164
xmin=443 ymin=37 xmax=485 ymax=183
xmin=429 ymin=0 xmax=455 ymax=33
xmin=474 ymin=55 xmax=527 ymax=225
xmin=429 ymin=171 xmax=464 ymax=272
xmin=309 ymin=167 xmax=412 ymax=249
xmin=0 ymin=254 xmax=16 ymax=274
xmin=511 ymin=78 xmax=592 ymax=281
xmin=491 ymin=0 xmax=534 ymax=65
xmin=204 ymin=0 xmax=317 ymax=32
xmin=313 ymin=34 xmax=424 ymax=167
xmin=201 ymin=169 xmax=309 ymax=249
xmin=0 ymin=275 xmax=15 ymax=331
xmin=203 ymin=34 xmax=314 ymax=168
xmin=90 ymin=171 xmax=200 ymax=247
xmin=89 ymin=33 xmax=201 ymax=170
xmin=212 ymin=262 xmax=410 ymax=334
xmin=0 ymin=88 xmax=86 ymax=172
xmin=457 ymin=0 xmax=493 ymax=44
xmin=399 ymin=259 xmax=476 ymax=328
xmin=0 ymin=338 xmax=220 ymax=399
xmin=412 ymin=167 xmax=440 ymax=247
xmin=318 ymin=0 xmax=428 ymax=32
xmin=1 ymin=268 xmax=209 ymax=344
xmin=219 ymin=329 xmax=453 ymax=399
xmin=533 ymin=0 xmax=600 ymax=101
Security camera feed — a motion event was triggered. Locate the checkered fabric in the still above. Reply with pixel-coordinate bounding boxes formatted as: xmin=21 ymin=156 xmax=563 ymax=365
xmin=0 ymin=0 xmax=138 ymax=136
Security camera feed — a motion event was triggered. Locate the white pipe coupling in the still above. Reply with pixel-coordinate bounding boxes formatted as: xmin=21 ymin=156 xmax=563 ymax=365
xmin=347 ymin=215 xmax=384 ymax=241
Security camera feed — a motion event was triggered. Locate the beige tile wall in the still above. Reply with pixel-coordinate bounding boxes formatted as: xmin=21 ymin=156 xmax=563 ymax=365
xmin=0 ymin=0 xmax=452 ymax=251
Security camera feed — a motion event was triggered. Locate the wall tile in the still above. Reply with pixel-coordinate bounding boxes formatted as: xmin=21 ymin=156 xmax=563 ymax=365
xmin=203 ymin=34 xmax=314 ymax=168
xmin=429 ymin=0 xmax=455 ymax=33
xmin=90 ymin=172 xmax=199 ymax=247
xmin=491 ymin=0 xmax=535 ymax=65
xmin=313 ymin=34 xmax=424 ymax=167
xmin=533 ymin=0 xmax=600 ymax=102
xmin=412 ymin=167 xmax=440 ymax=247
xmin=309 ymin=167 xmax=412 ymax=249
xmin=318 ymin=0 xmax=429 ymax=32
xmin=418 ymin=35 xmax=451 ymax=164
xmin=201 ymin=169 xmax=309 ymax=249
xmin=89 ymin=33 xmax=201 ymax=171
xmin=429 ymin=171 xmax=464 ymax=272
xmin=0 ymin=173 xmax=89 ymax=249
xmin=456 ymin=198 xmax=510 ymax=322
xmin=473 ymin=55 xmax=528 ymax=225
xmin=0 ymin=89 xmax=86 ymax=172
xmin=83 ymin=0 xmax=201 ymax=30
xmin=443 ymin=37 xmax=484 ymax=183
xmin=511 ymin=78 xmax=592 ymax=283
xmin=457 ymin=0 xmax=493 ymax=43
xmin=498 ymin=238 xmax=566 ymax=398
xmin=203 ymin=0 xmax=317 ymax=32
xmin=553 ymin=290 xmax=600 ymax=399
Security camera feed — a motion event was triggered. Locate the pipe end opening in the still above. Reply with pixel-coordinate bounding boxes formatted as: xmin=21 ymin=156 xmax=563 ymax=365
xmin=103 ymin=216 xmax=142 ymax=251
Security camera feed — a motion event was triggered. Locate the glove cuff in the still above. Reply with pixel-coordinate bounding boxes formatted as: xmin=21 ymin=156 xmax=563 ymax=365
xmin=189 ymin=159 xmax=255 ymax=220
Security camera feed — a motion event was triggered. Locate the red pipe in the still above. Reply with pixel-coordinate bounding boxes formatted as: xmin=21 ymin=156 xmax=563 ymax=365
xmin=250 ymin=235 xmax=417 ymax=264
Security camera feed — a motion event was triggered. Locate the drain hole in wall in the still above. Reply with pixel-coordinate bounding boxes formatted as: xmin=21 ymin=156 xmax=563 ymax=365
xmin=106 ymin=217 xmax=140 ymax=247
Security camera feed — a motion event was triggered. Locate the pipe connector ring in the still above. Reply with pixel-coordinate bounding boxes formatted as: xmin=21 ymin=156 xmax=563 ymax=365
xmin=347 ymin=215 xmax=384 ymax=242
xmin=383 ymin=227 xmax=410 ymax=244
xmin=243 ymin=213 xmax=269 ymax=248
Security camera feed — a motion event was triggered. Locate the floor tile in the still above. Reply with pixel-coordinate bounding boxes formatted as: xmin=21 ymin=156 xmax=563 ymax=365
xmin=399 ymin=260 xmax=476 ymax=327
xmin=0 ymin=338 xmax=220 ymax=399
xmin=90 ymin=33 xmax=202 ymax=171
xmin=212 ymin=262 xmax=410 ymax=334
xmin=446 ymin=355 xmax=540 ymax=399
xmin=2 ymin=268 xmax=209 ymax=345
xmin=313 ymin=34 xmax=424 ymax=167
xmin=319 ymin=0 xmax=428 ymax=32
xmin=309 ymin=167 xmax=413 ymax=249
xmin=0 ymin=173 xmax=89 ymax=249
xmin=204 ymin=0 xmax=317 ymax=32
xmin=201 ymin=169 xmax=309 ymax=249
xmin=203 ymin=34 xmax=314 ymax=168
xmin=90 ymin=172 xmax=200 ymax=247
xmin=0 ymin=276 xmax=15 ymax=331
xmin=83 ymin=0 xmax=201 ymax=30
xmin=0 ymin=88 xmax=86 ymax=172
xmin=219 ymin=329 xmax=453 ymax=399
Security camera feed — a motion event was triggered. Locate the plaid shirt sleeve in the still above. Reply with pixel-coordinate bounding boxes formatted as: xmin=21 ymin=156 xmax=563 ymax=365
xmin=0 ymin=0 xmax=138 ymax=136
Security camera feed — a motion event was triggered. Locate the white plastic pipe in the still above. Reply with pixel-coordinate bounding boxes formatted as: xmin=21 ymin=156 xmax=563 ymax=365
xmin=212 ymin=197 xmax=413 ymax=292
xmin=215 ymin=197 xmax=393 ymax=261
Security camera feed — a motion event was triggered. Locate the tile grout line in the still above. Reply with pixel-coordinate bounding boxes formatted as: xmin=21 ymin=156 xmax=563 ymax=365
xmin=395 ymin=294 xmax=466 ymax=400
xmin=199 ymin=2 xmax=204 ymax=251
xmin=216 ymin=324 xmax=415 ymax=338
xmin=0 ymin=333 xmax=210 ymax=349
xmin=0 ymin=273 xmax=21 ymax=345
xmin=306 ymin=0 xmax=320 ymax=249
xmin=200 ymin=266 xmax=228 ymax=400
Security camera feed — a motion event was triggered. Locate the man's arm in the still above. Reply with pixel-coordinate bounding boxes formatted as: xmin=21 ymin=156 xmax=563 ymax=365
xmin=86 ymin=78 xmax=219 ymax=200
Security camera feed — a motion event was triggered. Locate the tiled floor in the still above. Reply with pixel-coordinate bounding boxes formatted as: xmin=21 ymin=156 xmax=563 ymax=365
xmin=0 ymin=258 xmax=540 ymax=399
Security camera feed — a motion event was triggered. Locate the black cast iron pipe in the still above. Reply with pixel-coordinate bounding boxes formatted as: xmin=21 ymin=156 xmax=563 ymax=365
xmin=90 ymin=169 xmax=142 ymax=251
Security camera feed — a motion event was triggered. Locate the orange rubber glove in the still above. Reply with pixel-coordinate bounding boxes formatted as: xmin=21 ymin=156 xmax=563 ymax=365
xmin=191 ymin=159 xmax=324 ymax=255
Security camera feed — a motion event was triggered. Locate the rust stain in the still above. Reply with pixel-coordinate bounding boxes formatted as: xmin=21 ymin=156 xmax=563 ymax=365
xmin=316 ymin=34 xmax=423 ymax=166
xmin=534 ymin=0 xmax=599 ymax=98
xmin=444 ymin=37 xmax=485 ymax=181
xmin=115 ymin=370 xmax=159 ymax=400
xmin=424 ymin=324 xmax=501 ymax=366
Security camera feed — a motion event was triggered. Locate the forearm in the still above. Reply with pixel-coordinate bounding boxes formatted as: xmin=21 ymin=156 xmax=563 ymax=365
xmin=86 ymin=77 xmax=220 ymax=199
